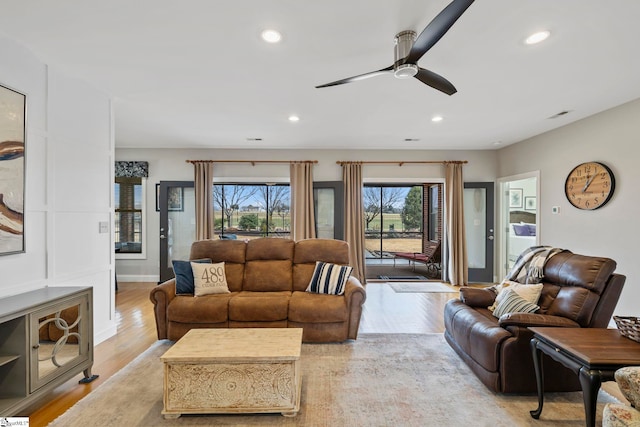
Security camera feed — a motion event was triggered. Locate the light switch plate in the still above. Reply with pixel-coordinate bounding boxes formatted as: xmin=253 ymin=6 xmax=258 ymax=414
xmin=551 ymin=206 xmax=560 ymax=214
xmin=99 ymin=221 xmax=109 ymax=233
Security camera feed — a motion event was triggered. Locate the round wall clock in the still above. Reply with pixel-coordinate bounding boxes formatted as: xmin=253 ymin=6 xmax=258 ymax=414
xmin=564 ymin=161 xmax=615 ymax=210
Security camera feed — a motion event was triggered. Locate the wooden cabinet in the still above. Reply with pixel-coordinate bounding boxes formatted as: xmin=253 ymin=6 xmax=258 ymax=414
xmin=0 ymin=287 xmax=96 ymax=416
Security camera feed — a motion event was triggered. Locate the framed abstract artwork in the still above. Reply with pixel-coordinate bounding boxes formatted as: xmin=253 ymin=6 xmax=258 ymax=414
xmin=509 ymin=188 xmax=523 ymax=209
xmin=525 ymin=196 xmax=537 ymax=211
xmin=0 ymin=83 xmax=26 ymax=255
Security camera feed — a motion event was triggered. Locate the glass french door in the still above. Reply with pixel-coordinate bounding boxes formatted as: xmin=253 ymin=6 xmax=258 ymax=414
xmin=464 ymin=182 xmax=495 ymax=283
xmin=313 ymin=181 xmax=343 ymax=239
xmin=159 ymin=181 xmax=195 ymax=283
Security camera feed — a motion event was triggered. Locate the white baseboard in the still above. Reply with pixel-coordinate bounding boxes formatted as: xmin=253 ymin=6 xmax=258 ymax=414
xmin=94 ymin=323 xmax=118 ymax=346
xmin=116 ymin=274 xmax=160 ymax=283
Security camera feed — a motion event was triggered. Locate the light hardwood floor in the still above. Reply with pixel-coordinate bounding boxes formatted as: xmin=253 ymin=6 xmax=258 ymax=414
xmin=25 ymin=281 xmax=459 ymax=426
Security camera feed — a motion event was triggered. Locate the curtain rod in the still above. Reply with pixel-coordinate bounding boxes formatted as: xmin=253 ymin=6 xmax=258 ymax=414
xmin=186 ymin=160 xmax=318 ymax=166
xmin=336 ymin=160 xmax=467 ymax=166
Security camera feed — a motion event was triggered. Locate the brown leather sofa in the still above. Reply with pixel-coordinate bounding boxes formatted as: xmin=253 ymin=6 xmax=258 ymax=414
xmin=150 ymin=237 xmax=366 ymax=343
xmin=444 ymin=250 xmax=625 ymax=393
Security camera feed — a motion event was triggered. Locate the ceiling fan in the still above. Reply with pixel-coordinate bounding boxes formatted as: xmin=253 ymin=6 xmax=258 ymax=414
xmin=315 ymin=0 xmax=474 ymax=95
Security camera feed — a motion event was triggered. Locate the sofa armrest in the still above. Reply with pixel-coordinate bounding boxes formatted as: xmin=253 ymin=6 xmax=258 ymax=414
xmin=149 ymin=279 xmax=177 ymax=339
xmin=459 ymin=287 xmax=496 ymax=308
xmin=344 ymin=276 xmax=366 ymax=306
xmin=344 ymin=276 xmax=366 ymax=340
xmin=498 ymin=312 xmax=580 ymax=328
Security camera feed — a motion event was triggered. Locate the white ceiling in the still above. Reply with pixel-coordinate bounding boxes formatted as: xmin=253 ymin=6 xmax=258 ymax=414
xmin=2 ymin=0 xmax=640 ymax=151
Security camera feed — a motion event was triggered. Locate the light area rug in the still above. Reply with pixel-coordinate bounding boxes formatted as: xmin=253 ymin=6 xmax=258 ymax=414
xmin=378 ymin=275 xmax=427 ymax=281
xmin=389 ymin=281 xmax=455 ymax=293
xmin=48 ymin=334 xmax=617 ymax=427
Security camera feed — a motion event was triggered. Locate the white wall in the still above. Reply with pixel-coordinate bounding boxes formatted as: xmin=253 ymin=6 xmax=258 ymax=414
xmin=0 ymin=35 xmax=116 ymax=344
xmin=115 ymin=147 xmax=497 ymax=280
xmin=497 ymin=97 xmax=640 ymax=318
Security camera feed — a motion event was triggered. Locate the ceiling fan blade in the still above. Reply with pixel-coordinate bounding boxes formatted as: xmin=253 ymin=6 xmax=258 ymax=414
xmin=414 ymin=67 xmax=457 ymax=95
xmin=315 ymin=65 xmax=393 ymax=88
xmin=405 ymin=0 xmax=474 ymax=64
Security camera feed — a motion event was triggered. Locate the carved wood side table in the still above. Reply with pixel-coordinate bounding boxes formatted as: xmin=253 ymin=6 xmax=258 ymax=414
xmin=161 ymin=328 xmax=303 ymax=419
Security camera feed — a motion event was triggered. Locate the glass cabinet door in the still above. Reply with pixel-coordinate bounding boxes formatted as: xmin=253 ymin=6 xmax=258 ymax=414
xmin=29 ymin=295 xmax=89 ymax=392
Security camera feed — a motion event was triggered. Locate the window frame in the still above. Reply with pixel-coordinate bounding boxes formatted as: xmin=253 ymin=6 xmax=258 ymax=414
xmin=115 ymin=176 xmax=147 ymax=260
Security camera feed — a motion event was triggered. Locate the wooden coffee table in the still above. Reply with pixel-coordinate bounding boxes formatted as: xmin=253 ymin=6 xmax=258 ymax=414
xmin=160 ymin=328 xmax=303 ymax=419
xmin=529 ymin=327 xmax=640 ymax=427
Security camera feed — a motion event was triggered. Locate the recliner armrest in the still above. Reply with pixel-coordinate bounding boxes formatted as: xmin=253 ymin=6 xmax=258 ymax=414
xmin=459 ymin=287 xmax=496 ymax=307
xmin=498 ymin=312 xmax=580 ymax=328
xmin=149 ymin=279 xmax=177 ymax=339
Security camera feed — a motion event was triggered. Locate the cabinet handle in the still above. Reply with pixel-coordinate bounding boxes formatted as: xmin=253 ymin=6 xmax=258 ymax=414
xmin=32 ymin=344 xmax=40 ymax=349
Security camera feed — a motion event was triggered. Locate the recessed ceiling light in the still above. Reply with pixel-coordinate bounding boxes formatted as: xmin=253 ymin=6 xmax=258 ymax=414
xmin=525 ymin=30 xmax=550 ymax=45
xmin=431 ymin=115 xmax=443 ymax=122
xmin=493 ymin=141 xmax=502 ymax=146
xmin=261 ymin=29 xmax=282 ymax=43
xmin=288 ymin=115 xmax=300 ymax=122
xmin=404 ymin=138 xmax=420 ymax=142
xmin=246 ymin=138 xmax=263 ymax=141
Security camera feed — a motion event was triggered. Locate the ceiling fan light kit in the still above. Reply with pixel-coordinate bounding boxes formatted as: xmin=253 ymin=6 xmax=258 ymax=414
xmin=394 ymin=31 xmax=418 ymax=78
xmin=315 ymin=0 xmax=475 ymax=95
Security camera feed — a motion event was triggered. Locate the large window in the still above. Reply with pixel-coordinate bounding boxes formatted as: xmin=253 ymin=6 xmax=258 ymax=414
xmin=114 ymin=176 xmax=146 ymax=257
xmin=213 ymin=183 xmax=291 ymax=239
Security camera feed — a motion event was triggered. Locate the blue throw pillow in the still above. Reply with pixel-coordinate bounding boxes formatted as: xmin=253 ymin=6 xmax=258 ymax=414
xmin=512 ymin=224 xmax=529 ymax=236
xmin=173 ymin=259 xmax=212 ymax=294
xmin=526 ymin=224 xmax=536 ymax=236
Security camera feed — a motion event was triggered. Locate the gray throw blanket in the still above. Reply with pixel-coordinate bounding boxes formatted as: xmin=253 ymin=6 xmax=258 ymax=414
xmin=505 ymin=246 xmax=565 ymax=284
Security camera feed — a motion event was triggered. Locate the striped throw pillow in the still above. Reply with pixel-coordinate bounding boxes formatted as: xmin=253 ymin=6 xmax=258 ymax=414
xmin=493 ymin=289 xmax=539 ymax=318
xmin=306 ymin=262 xmax=353 ymax=295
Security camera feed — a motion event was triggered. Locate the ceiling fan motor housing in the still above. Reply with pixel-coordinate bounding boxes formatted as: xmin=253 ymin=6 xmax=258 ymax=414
xmin=394 ymin=30 xmax=418 ymax=78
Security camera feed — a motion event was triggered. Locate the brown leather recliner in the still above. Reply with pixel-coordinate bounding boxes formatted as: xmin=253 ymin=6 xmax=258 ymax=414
xmin=444 ymin=250 xmax=625 ymax=394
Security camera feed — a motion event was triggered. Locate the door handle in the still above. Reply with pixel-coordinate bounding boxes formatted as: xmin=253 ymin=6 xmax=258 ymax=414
xmin=488 ymin=236 xmax=494 ymax=240
xmin=160 ymin=235 xmax=166 ymax=239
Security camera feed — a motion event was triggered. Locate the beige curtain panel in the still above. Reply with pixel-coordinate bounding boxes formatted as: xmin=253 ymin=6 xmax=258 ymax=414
xmin=445 ymin=162 xmax=468 ymax=286
xmin=194 ymin=161 xmax=214 ymax=240
xmin=289 ymin=162 xmax=317 ymax=241
xmin=342 ymin=163 xmax=366 ymax=283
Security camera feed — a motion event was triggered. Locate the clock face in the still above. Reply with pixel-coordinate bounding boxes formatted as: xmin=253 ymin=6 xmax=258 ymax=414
xmin=565 ymin=162 xmax=615 ymax=210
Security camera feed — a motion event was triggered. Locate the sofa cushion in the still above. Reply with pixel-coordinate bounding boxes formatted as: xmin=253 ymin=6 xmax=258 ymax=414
xmin=168 ymin=294 xmax=231 ymax=323
xmin=444 ymin=299 xmax=512 ymax=373
xmin=244 ymin=238 xmax=294 ymax=291
xmin=173 ymin=258 xmax=211 ymax=294
xmin=189 ymin=239 xmax=246 ymax=292
xmin=293 ymin=238 xmax=350 ymax=291
xmin=289 ymin=291 xmax=349 ymax=323
xmin=246 ymin=237 xmax=294 ymax=261
xmin=543 ymin=251 xmax=616 ymax=294
xmin=306 ymin=261 xmax=352 ymax=295
xmin=192 ymin=262 xmax=230 ymax=296
xmin=244 ymin=260 xmax=293 ymax=292
xmin=228 ymin=291 xmax=290 ymax=321
xmin=493 ymin=289 xmax=539 ymax=318
xmin=546 ymin=286 xmax=599 ymax=326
